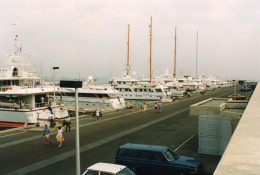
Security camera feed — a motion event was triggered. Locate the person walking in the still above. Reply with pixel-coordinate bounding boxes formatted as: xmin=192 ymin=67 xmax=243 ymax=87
xmin=154 ymin=103 xmax=158 ymax=112
xmin=138 ymin=102 xmax=143 ymax=112
xmin=56 ymin=126 xmax=64 ymax=148
xmin=43 ymin=124 xmax=51 ymax=147
xmin=158 ymin=102 xmax=162 ymax=112
xmin=65 ymin=117 xmax=71 ymax=131
xmin=143 ymin=103 xmax=147 ymax=113
xmin=95 ymin=108 xmax=100 ymax=121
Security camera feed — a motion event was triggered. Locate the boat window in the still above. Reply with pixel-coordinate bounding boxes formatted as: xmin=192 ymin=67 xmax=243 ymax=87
xmin=155 ymin=89 xmax=162 ymax=92
xmin=144 ymin=89 xmax=147 ymax=92
xmin=12 ymin=67 xmax=18 ymax=77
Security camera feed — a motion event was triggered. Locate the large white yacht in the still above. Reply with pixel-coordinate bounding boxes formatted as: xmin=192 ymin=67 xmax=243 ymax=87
xmin=55 ymin=76 xmax=126 ymax=112
xmin=0 ymin=36 xmax=68 ymax=127
xmin=108 ymin=74 xmax=173 ymax=102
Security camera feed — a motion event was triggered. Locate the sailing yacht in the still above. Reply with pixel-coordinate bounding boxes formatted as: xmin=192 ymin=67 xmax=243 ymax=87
xmin=0 ymin=36 xmax=68 ymax=127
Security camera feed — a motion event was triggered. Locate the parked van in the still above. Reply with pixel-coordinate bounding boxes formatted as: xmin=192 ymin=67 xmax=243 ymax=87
xmin=115 ymin=143 xmax=204 ymax=175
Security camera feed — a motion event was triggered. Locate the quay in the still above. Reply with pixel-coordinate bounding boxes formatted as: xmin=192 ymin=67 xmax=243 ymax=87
xmin=0 ymin=87 xmax=255 ymax=175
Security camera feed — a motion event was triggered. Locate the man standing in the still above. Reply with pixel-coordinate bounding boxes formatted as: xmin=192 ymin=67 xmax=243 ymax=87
xmin=43 ymin=124 xmax=51 ymax=147
xmin=158 ymin=102 xmax=162 ymax=112
xmin=95 ymin=108 xmax=100 ymax=121
xmin=66 ymin=117 xmax=71 ymax=131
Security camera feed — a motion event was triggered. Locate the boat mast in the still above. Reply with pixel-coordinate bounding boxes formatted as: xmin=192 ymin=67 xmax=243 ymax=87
xmin=196 ymin=30 xmax=199 ymax=78
xmin=174 ymin=26 xmax=177 ymax=79
xmin=126 ymin=24 xmax=130 ymax=75
xmin=149 ymin=17 xmax=152 ymax=83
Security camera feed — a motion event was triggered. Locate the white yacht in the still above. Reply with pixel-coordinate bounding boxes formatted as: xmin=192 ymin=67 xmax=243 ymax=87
xmin=55 ymin=76 xmax=126 ymax=112
xmin=108 ymin=74 xmax=173 ymax=102
xmin=0 ymin=36 xmax=68 ymax=127
xmin=154 ymin=69 xmax=185 ymax=97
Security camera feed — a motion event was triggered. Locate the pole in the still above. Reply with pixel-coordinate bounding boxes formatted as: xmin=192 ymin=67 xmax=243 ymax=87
xmin=52 ymin=67 xmax=59 ymax=118
xmin=75 ymin=88 xmax=80 ymax=175
xmin=174 ymin=26 xmax=177 ymax=79
xmin=53 ymin=69 xmax=56 ymax=118
xmin=150 ymin=17 xmax=152 ymax=83
xmin=196 ymin=30 xmax=199 ymax=78
xmin=127 ymin=24 xmax=130 ymax=75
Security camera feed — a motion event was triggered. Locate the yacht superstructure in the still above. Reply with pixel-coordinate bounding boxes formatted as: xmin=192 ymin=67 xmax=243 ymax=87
xmin=0 ymin=36 xmax=68 ymax=127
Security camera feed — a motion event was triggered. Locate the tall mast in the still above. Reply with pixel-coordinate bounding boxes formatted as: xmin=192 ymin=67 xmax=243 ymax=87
xmin=174 ymin=26 xmax=177 ymax=79
xmin=149 ymin=17 xmax=152 ymax=83
xmin=196 ymin=30 xmax=199 ymax=78
xmin=126 ymin=24 xmax=130 ymax=75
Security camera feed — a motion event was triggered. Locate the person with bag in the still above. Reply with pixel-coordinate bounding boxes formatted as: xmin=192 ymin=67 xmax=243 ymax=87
xmin=56 ymin=126 xmax=64 ymax=148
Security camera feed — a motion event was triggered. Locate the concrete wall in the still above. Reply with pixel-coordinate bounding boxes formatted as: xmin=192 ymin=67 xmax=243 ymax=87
xmin=225 ymin=101 xmax=248 ymax=109
xmin=190 ymin=98 xmax=227 ymax=116
xmin=214 ymin=82 xmax=260 ymax=175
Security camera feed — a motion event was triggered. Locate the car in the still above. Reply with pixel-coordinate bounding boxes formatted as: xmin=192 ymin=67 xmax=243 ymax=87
xmin=115 ymin=143 xmax=204 ymax=175
xmin=240 ymin=87 xmax=251 ymax=92
xmin=227 ymin=94 xmax=246 ymax=100
xmin=82 ymin=162 xmax=135 ymax=175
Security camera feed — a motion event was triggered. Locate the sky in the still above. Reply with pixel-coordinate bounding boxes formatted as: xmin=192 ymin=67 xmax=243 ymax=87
xmin=0 ymin=0 xmax=259 ymax=82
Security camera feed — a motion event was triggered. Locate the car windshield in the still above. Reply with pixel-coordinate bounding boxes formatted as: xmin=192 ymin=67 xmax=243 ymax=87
xmin=83 ymin=170 xmax=99 ymax=175
xmin=163 ymin=149 xmax=177 ymax=161
xmin=117 ymin=167 xmax=135 ymax=175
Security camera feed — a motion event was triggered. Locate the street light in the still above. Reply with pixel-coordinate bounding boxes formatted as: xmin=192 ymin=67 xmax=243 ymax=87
xmin=60 ymin=80 xmax=82 ymax=175
xmin=53 ymin=67 xmax=59 ymax=119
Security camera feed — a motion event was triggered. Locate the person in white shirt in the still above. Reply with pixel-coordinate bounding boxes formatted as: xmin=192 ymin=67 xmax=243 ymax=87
xmin=56 ymin=127 xmax=64 ymax=148
xmin=95 ymin=109 xmax=100 ymax=121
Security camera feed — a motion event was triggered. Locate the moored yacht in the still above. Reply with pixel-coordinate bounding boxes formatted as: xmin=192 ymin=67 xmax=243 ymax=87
xmin=0 ymin=36 xmax=68 ymax=127
xmin=108 ymin=74 xmax=173 ymax=102
xmin=54 ymin=76 xmax=126 ymax=112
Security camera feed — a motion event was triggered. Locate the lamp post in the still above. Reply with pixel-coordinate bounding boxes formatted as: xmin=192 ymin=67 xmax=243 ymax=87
xmin=53 ymin=67 xmax=59 ymax=118
xmin=60 ymin=80 xmax=82 ymax=175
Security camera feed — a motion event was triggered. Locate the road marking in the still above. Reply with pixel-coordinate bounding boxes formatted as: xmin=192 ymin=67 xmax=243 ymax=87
xmin=0 ymin=131 xmax=26 ymax=138
xmin=173 ymin=132 xmax=198 ymax=152
xmin=5 ymin=108 xmax=189 ymax=175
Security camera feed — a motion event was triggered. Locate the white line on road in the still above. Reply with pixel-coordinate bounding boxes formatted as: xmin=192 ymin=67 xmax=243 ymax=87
xmin=173 ymin=132 xmax=198 ymax=152
xmin=0 ymin=131 xmax=26 ymax=139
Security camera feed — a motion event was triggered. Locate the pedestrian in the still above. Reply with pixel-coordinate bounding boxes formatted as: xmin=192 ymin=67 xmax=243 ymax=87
xmin=49 ymin=115 xmax=54 ymax=128
xmin=65 ymin=117 xmax=71 ymax=131
xmin=56 ymin=126 xmax=64 ymax=148
xmin=95 ymin=108 xmax=100 ymax=121
xmin=43 ymin=124 xmax=51 ymax=147
xmin=138 ymin=102 xmax=143 ymax=112
xmin=158 ymin=102 xmax=162 ymax=112
xmin=154 ymin=103 xmax=158 ymax=112
xmin=143 ymin=103 xmax=147 ymax=112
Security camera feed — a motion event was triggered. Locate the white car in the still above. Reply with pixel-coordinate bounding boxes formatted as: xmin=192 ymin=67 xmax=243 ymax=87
xmin=82 ymin=162 xmax=135 ymax=175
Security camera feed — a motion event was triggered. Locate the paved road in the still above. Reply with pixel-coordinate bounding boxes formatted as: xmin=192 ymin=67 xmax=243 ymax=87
xmin=0 ymin=88 xmax=236 ymax=175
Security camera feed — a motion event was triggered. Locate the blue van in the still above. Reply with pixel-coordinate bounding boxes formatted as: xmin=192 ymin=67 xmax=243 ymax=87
xmin=115 ymin=143 xmax=204 ymax=175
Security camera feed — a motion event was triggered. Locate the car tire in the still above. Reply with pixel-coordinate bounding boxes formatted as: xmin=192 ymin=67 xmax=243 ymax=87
xmin=175 ymin=170 xmax=185 ymax=175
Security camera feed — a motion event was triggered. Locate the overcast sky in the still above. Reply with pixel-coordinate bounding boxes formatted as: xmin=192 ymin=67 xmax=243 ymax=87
xmin=0 ymin=0 xmax=259 ymax=82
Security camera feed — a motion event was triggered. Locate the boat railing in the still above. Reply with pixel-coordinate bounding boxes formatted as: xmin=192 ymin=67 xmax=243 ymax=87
xmin=0 ymin=102 xmax=50 ymax=110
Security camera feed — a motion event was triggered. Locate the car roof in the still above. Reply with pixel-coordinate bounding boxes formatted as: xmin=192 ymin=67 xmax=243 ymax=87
xmin=87 ymin=162 xmax=126 ymax=173
xmin=120 ymin=143 xmax=168 ymax=152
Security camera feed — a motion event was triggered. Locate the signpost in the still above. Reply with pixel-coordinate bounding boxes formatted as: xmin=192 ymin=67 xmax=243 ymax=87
xmin=60 ymin=80 xmax=82 ymax=175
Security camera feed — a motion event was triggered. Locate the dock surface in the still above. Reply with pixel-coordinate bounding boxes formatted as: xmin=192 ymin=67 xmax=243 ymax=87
xmin=0 ymin=88 xmax=237 ymax=175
